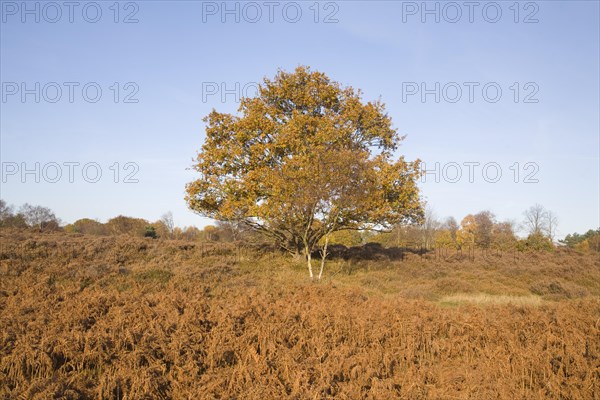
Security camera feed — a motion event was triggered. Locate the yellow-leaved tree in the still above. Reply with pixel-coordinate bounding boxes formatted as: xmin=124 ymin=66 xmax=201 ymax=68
xmin=456 ymin=215 xmax=477 ymax=249
xmin=186 ymin=66 xmax=423 ymax=279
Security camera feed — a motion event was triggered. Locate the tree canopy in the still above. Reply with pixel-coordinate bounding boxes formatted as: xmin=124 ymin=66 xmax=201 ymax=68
xmin=186 ymin=66 xmax=423 ymax=277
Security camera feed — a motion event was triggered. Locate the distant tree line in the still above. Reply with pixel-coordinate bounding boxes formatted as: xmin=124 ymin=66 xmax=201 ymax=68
xmin=62 ymin=215 xmax=247 ymax=242
xmin=63 ymin=218 xmax=260 ymax=242
xmin=364 ymin=204 xmax=598 ymax=253
xmin=559 ymin=228 xmax=600 ymax=252
xmin=1 ymin=199 xmax=598 ymax=253
xmin=0 ymin=200 xmax=60 ymax=231
xmin=0 ymin=199 xmax=255 ymax=242
xmin=314 ymin=204 xmax=599 ymax=255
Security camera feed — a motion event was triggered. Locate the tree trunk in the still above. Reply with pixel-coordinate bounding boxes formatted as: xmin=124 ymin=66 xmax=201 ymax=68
xmin=304 ymin=244 xmax=313 ymax=279
xmin=318 ymin=234 xmax=329 ymax=280
xmin=292 ymin=249 xmax=302 ymax=261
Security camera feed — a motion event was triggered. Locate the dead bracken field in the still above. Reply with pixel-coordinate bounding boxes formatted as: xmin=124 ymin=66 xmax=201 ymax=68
xmin=1 ymin=230 xmax=599 ymax=399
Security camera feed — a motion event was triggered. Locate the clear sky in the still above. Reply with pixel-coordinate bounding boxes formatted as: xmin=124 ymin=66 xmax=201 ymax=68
xmin=1 ymin=0 xmax=599 ymax=238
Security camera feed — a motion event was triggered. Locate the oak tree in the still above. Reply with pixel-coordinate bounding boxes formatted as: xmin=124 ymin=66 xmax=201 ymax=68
xmin=186 ymin=66 xmax=423 ymax=278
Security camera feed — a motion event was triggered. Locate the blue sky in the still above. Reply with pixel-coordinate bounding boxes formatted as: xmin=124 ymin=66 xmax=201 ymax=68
xmin=1 ymin=0 xmax=598 ymax=238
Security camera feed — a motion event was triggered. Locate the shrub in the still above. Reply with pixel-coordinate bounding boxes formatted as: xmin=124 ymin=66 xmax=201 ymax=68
xmin=144 ymin=226 xmax=158 ymax=239
xmin=517 ymin=233 xmax=554 ymax=251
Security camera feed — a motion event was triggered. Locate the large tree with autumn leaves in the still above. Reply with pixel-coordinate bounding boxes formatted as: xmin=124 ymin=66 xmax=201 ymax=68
xmin=186 ymin=66 xmax=423 ymax=278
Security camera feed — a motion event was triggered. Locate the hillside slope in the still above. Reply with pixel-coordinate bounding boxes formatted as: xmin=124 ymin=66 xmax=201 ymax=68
xmin=1 ymin=231 xmax=599 ymax=399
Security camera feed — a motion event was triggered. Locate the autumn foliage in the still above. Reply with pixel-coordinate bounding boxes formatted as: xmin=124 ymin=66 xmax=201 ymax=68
xmin=186 ymin=66 xmax=422 ymax=277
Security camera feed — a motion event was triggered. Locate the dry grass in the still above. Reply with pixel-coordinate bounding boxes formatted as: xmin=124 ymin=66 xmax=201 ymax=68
xmin=439 ymin=293 xmax=543 ymax=307
xmin=0 ymin=230 xmax=599 ymax=399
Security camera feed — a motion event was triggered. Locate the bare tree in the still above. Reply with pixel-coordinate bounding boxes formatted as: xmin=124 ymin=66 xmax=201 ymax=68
xmin=0 ymin=199 xmax=13 ymax=222
xmin=160 ymin=212 xmax=175 ymax=239
xmin=215 ymin=220 xmax=248 ymax=242
xmin=443 ymin=216 xmax=459 ymax=242
xmin=522 ymin=204 xmax=548 ymax=236
xmin=19 ymin=203 xmax=58 ymax=231
xmin=420 ymin=207 xmax=441 ymax=249
xmin=544 ymin=210 xmax=559 ymax=242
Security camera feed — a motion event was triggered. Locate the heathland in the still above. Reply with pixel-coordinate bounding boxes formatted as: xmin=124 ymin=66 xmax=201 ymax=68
xmin=1 ymin=230 xmax=599 ymax=399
